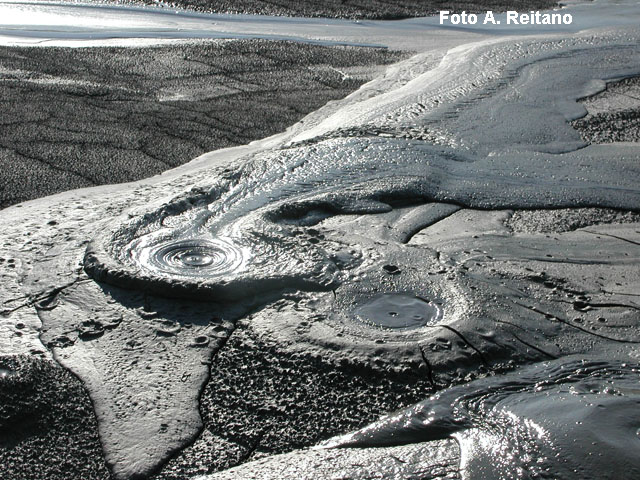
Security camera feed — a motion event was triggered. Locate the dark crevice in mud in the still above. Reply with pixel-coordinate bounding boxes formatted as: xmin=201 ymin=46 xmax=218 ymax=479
xmin=0 ymin=301 xmax=32 ymax=317
xmin=1 ymin=277 xmax=88 ymax=318
xmin=432 ymin=325 xmax=489 ymax=366
xmin=601 ymin=290 xmax=640 ymax=298
xmin=509 ymin=332 xmax=558 ymax=359
xmin=274 ymin=197 xmax=460 ymax=244
xmin=583 ymin=229 xmax=640 ymax=247
xmin=286 ymin=124 xmax=464 ymax=150
xmin=0 ymin=356 xmax=112 ymax=480
xmin=571 ymin=75 xmax=640 ymax=144
xmin=151 ymin=323 xmax=436 ymax=479
xmin=571 ymin=299 xmax=640 ymax=312
xmin=419 ymin=346 xmax=438 ymax=390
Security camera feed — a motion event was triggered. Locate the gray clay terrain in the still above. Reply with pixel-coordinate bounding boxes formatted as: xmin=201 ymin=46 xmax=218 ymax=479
xmin=0 ymin=2 xmax=639 ymax=480
xmin=0 ymin=41 xmax=405 ymax=208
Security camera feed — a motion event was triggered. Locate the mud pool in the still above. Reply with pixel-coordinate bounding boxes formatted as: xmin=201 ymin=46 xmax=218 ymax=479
xmin=1 ymin=0 xmax=640 ymax=479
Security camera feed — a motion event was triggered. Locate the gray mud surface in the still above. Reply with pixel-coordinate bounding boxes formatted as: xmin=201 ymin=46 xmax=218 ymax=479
xmin=0 ymin=356 xmax=111 ymax=480
xmin=125 ymin=0 xmax=558 ymax=20
xmin=0 ymin=40 xmax=405 ymax=208
xmin=572 ymin=76 xmax=640 ymax=143
xmin=1 ymin=11 xmax=640 ymax=480
xmin=153 ymin=323 xmax=434 ymax=478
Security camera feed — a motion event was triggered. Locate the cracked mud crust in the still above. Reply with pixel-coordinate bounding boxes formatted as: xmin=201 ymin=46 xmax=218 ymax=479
xmin=0 ymin=40 xmax=406 ymax=209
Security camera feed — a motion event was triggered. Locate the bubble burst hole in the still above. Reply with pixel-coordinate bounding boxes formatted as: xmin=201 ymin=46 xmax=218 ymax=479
xmin=137 ymin=238 xmax=245 ymax=278
xmin=353 ymin=293 xmax=442 ymax=331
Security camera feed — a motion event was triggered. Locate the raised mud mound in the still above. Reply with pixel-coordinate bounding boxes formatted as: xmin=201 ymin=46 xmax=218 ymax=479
xmin=73 ymin=27 xmax=640 ymax=479
xmin=2 ymin=10 xmax=638 ymax=480
xmin=85 ymin=30 xmax=640 ymax=305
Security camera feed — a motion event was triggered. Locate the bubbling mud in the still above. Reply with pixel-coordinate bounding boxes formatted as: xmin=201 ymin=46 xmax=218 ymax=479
xmin=13 ymin=8 xmax=638 ymax=480
xmin=85 ymin=28 xmax=640 ymax=304
xmin=353 ymin=294 xmax=442 ymax=330
xmin=137 ymin=238 xmax=245 ymax=277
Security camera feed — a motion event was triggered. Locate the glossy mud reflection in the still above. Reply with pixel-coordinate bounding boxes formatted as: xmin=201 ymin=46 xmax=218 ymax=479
xmin=324 ymin=357 xmax=640 ymax=479
xmin=85 ymin=27 xmax=640 ymax=302
xmin=63 ymin=6 xmax=640 ymax=480
xmin=353 ymin=294 xmax=441 ymax=330
xmin=137 ymin=238 xmax=245 ymax=277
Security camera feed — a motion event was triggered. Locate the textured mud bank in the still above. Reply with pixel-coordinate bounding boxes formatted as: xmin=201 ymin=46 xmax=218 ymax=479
xmin=0 ymin=356 xmax=111 ymax=480
xmin=572 ymin=75 xmax=640 ymax=143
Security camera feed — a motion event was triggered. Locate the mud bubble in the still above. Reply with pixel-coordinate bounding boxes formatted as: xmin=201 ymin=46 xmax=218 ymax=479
xmin=136 ymin=238 xmax=245 ymax=278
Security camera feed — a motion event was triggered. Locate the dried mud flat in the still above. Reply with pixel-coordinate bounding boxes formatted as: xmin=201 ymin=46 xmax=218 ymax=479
xmin=1 ymin=8 xmax=640 ymax=480
xmin=124 ymin=0 xmax=558 ymax=20
xmin=0 ymin=40 xmax=405 ymax=209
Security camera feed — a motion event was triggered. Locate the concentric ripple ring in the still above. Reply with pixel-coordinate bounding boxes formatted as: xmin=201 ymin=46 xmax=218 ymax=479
xmin=138 ymin=238 xmax=245 ymax=277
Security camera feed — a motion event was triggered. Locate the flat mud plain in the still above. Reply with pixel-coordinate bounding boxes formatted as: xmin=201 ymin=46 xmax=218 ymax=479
xmin=1 ymin=2 xmax=639 ymax=480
